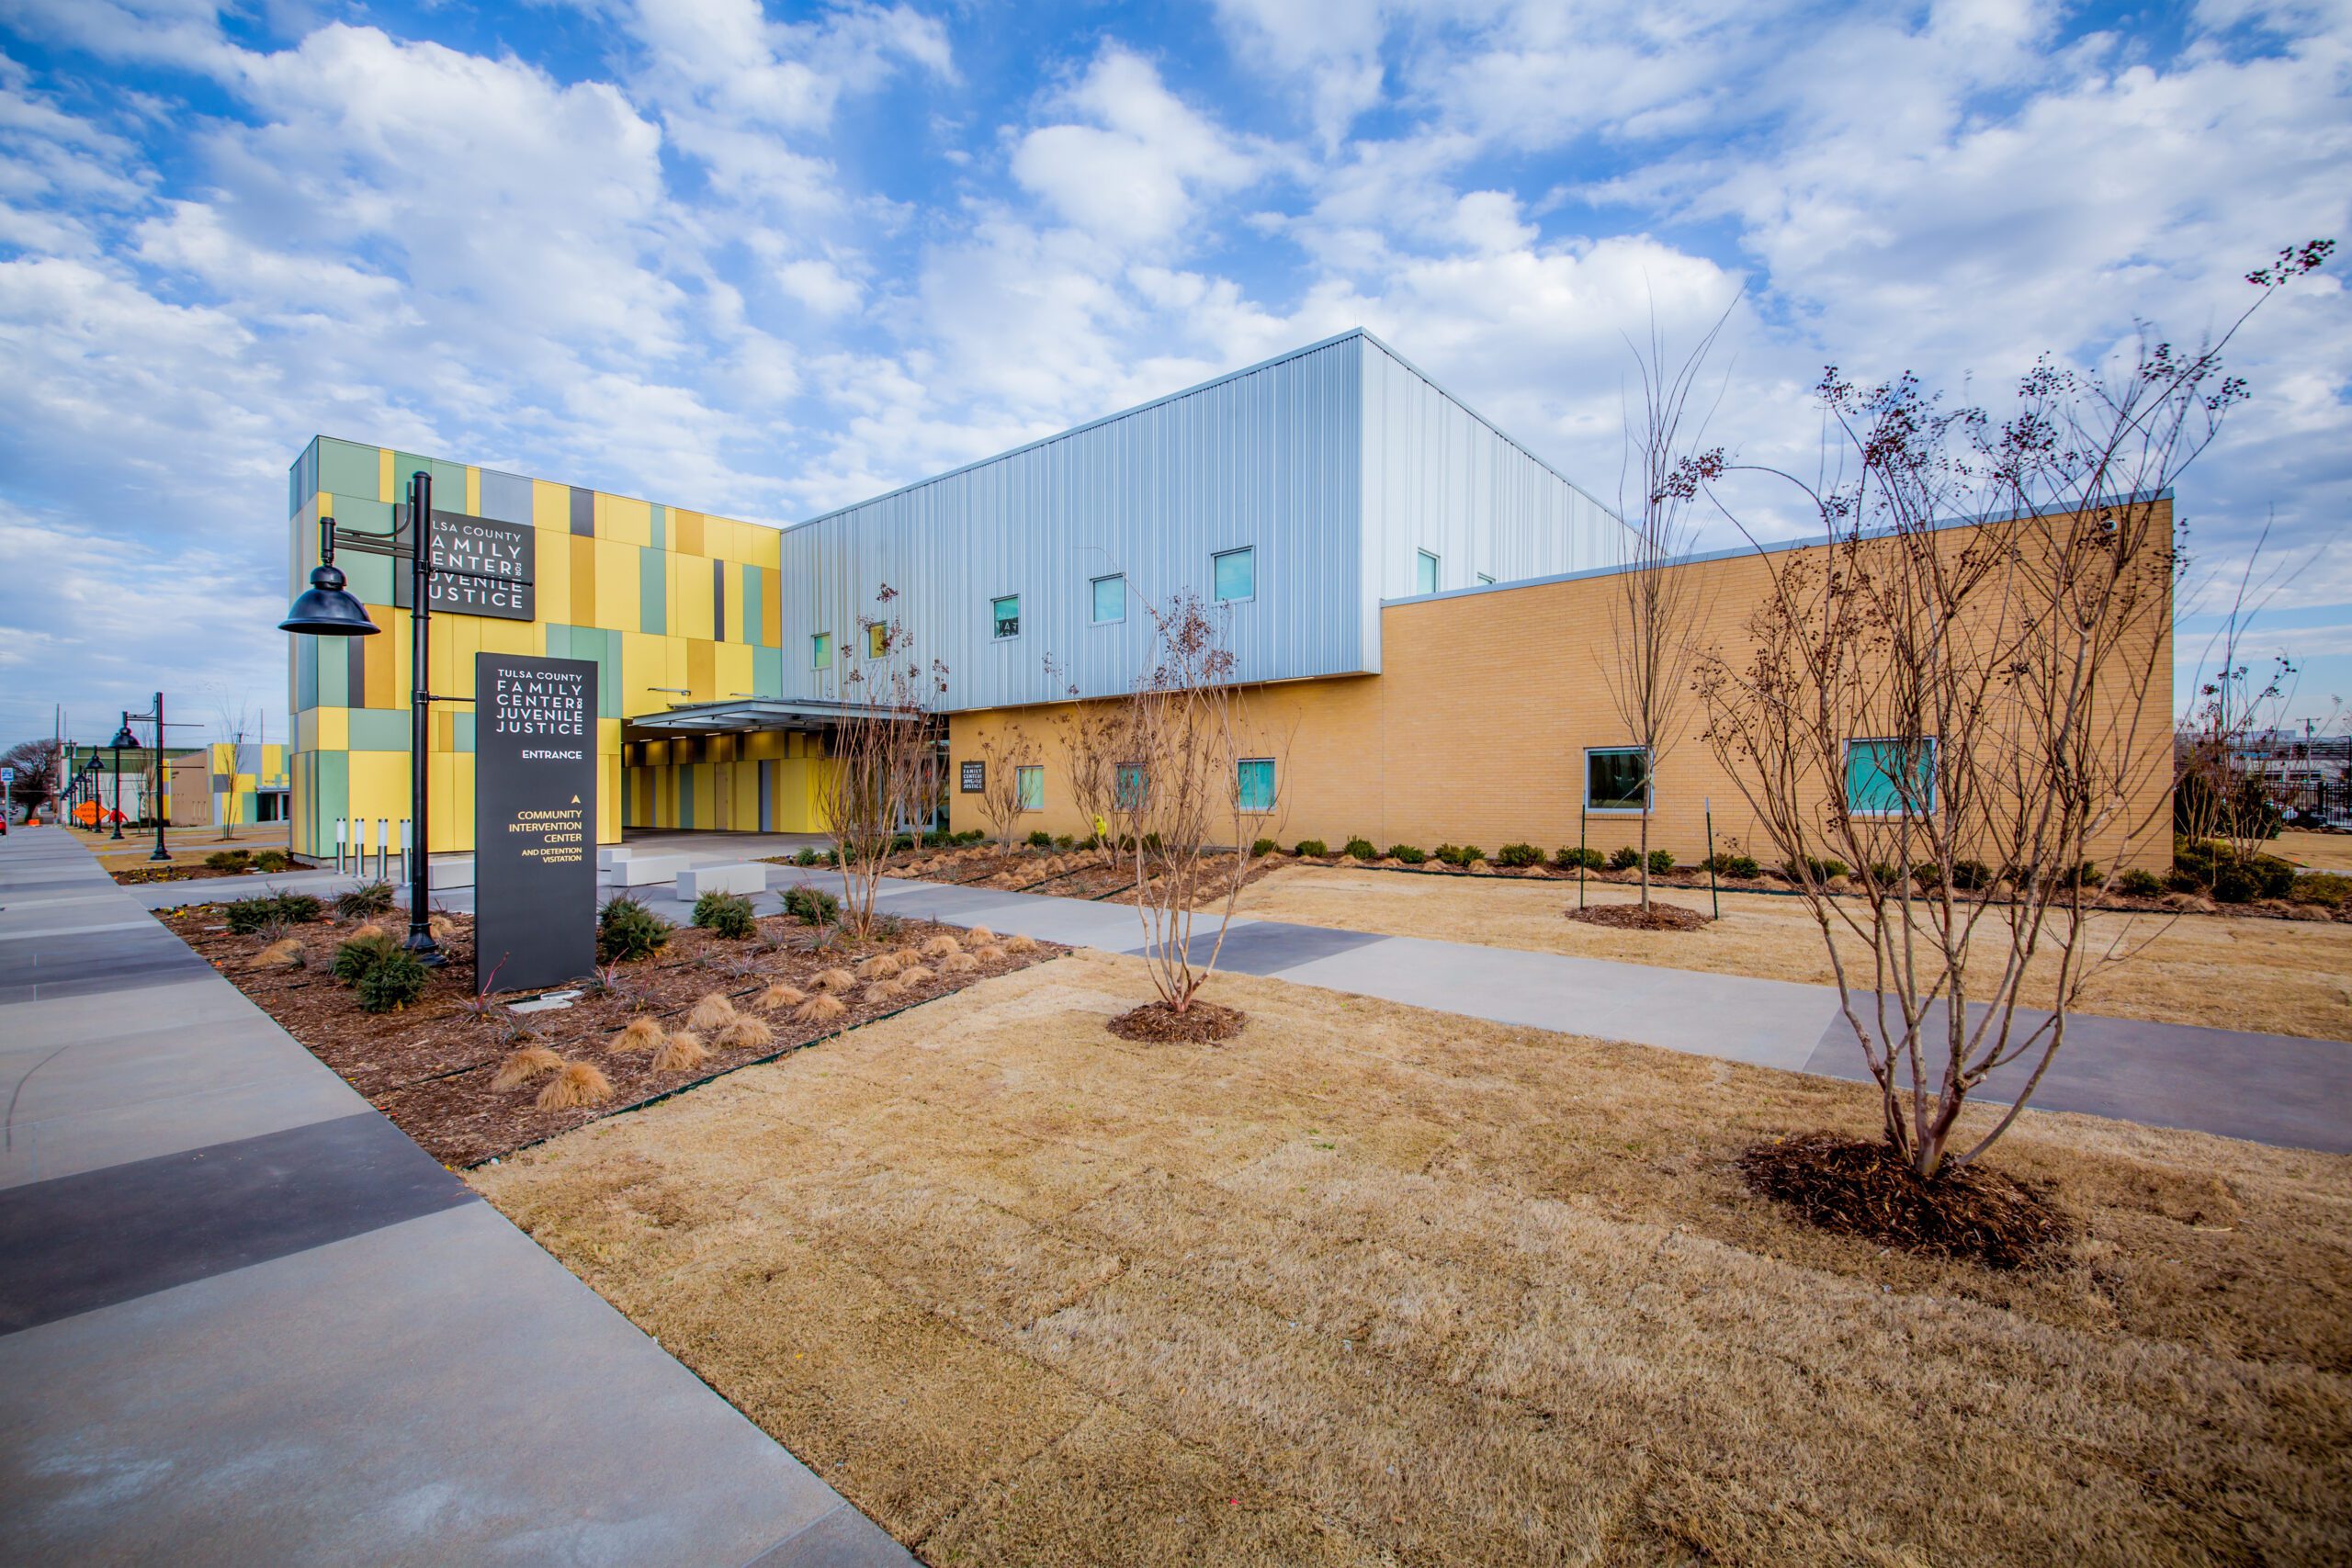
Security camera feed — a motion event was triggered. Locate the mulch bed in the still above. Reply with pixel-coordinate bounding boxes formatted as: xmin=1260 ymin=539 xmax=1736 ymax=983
xmin=111 ymin=862 xmax=294 ymax=885
xmin=868 ymin=844 xmax=1287 ymax=907
xmin=1105 ymin=998 xmax=1247 ymax=1043
xmin=1566 ymin=902 xmax=1711 ymax=931
xmin=158 ymin=901 xmax=1065 ymax=1166
xmin=1737 ymin=1132 xmax=2075 ymax=1270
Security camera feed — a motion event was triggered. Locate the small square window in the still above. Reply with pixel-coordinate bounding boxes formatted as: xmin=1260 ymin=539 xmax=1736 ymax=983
xmin=1214 ymin=547 xmax=1254 ymax=604
xmin=1016 ymin=763 xmax=1044 ymax=811
xmin=1114 ymin=761 xmax=1148 ymax=810
xmin=810 ymin=632 xmax=832 ymax=671
xmin=865 ymin=622 xmax=888 ymax=659
xmin=992 ymin=594 xmax=1021 ymax=639
xmin=1237 ymin=757 xmax=1275 ymax=813
xmin=1091 ymin=573 xmax=1126 ymax=625
xmin=1585 ymin=747 xmax=1650 ymax=812
xmin=1416 ymin=550 xmax=1440 ymax=595
xmin=1846 ymin=738 xmax=1937 ymax=816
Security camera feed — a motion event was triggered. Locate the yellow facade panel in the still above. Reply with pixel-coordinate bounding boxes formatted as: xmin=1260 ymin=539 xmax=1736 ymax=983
xmin=570 ymin=535 xmax=595 ymax=627
xmin=687 ymin=638 xmax=715 ymax=702
xmin=533 ymin=479 xmax=570 ymax=532
xmin=593 ymin=537 xmax=638 ymax=633
xmin=598 ymin=491 xmax=652 ymax=547
xmin=714 ymin=640 xmax=752 ymax=701
xmin=465 ymin=466 xmax=481 ymax=514
xmin=377 ymin=446 xmax=393 ymax=502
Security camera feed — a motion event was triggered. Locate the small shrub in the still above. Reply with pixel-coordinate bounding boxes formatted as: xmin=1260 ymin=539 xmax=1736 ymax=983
xmin=332 ymin=932 xmax=401 ymax=984
xmin=691 ymin=890 xmax=757 ymax=940
xmin=596 ymin=896 xmax=670 ymax=963
xmin=1705 ymin=852 xmax=1759 ymax=878
xmin=1495 ymin=842 xmax=1543 ymax=868
xmin=1430 ymin=843 xmax=1481 ymax=867
xmin=1250 ymin=838 xmax=1280 ymax=858
xmin=2171 ymin=840 xmax=2296 ymax=903
xmin=1027 ymin=829 xmax=1054 ymax=848
xmin=792 ymin=847 xmax=819 ymax=866
xmin=1344 ymin=837 xmax=1377 ymax=860
xmin=1866 ymin=862 xmax=1902 ymax=888
xmin=1646 ymin=849 xmax=1675 ymax=875
xmin=2116 ymin=867 xmax=2165 ymax=898
xmin=1054 ymin=834 xmax=1074 ymax=850
xmin=1947 ymin=859 xmax=1990 ymax=891
xmin=205 ymin=849 xmax=252 ymax=871
xmin=253 ymin=850 xmax=292 ymax=872
xmin=1555 ymin=846 xmax=1604 ymax=871
xmin=1607 ymin=846 xmax=1642 ymax=872
xmin=2296 ymin=871 xmax=2351 ymax=908
xmin=1294 ymin=839 xmax=1329 ymax=858
xmin=335 ymin=881 xmax=396 ymax=919
xmin=1387 ymin=844 xmax=1426 ymax=864
xmin=226 ymin=892 xmax=319 ymax=934
xmin=957 ymin=829 xmax=987 ymax=844
xmin=780 ymin=884 xmax=838 ymax=927
xmin=356 ymin=949 xmax=430 ymax=1013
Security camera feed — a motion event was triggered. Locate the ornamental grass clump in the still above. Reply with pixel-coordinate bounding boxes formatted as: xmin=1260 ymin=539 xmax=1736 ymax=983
xmin=941 ymin=951 xmax=979 ymax=974
xmin=794 ymin=992 xmax=847 ymax=1024
xmin=537 ymin=1060 xmax=615 ymax=1110
xmin=691 ymin=890 xmax=758 ymax=940
xmin=967 ymin=926 xmax=996 ymax=943
xmin=857 ymin=953 xmax=903 ymax=982
xmin=685 ymin=993 xmax=737 ymax=1032
xmin=756 ymin=981 xmax=807 ymax=1011
xmin=492 ymin=1046 xmax=564 ymax=1090
xmin=611 ymin=1016 xmax=666 ymax=1054
xmin=334 ymin=882 xmax=397 ymax=919
xmin=715 ymin=1014 xmax=773 ymax=1051
xmin=812 ymin=967 xmax=857 ymax=993
xmin=333 ymin=932 xmax=401 ymax=985
xmin=922 ymin=933 xmax=962 ymax=958
xmin=897 ymin=964 xmax=934 ymax=987
xmin=251 ymin=938 xmax=304 ymax=970
xmin=653 ymin=1031 xmax=709 ymax=1073
xmin=1003 ymin=934 xmax=1038 ymax=953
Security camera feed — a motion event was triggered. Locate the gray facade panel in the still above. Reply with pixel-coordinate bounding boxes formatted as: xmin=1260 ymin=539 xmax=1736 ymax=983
xmin=781 ymin=335 xmax=1366 ymax=714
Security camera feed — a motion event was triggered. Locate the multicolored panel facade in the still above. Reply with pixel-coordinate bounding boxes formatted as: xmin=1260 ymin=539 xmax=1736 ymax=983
xmin=286 ymin=436 xmax=813 ymax=857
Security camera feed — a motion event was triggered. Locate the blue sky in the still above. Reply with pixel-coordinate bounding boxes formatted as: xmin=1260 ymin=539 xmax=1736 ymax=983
xmin=1 ymin=0 xmax=2347 ymax=744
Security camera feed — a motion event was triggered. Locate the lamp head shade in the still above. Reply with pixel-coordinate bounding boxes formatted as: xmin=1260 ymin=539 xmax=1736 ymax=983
xmin=279 ymin=561 xmax=381 ymax=637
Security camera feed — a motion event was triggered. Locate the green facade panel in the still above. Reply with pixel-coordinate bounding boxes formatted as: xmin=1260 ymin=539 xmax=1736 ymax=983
xmin=318 ymin=437 xmax=380 ymax=501
xmin=349 ymin=708 xmax=410 ymax=751
xmin=639 ymin=547 xmax=667 ymax=635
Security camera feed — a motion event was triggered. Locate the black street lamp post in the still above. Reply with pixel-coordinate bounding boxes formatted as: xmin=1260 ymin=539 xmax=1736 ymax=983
xmin=107 ymin=714 xmax=138 ymax=840
xmin=129 ymin=692 xmax=173 ymax=862
xmin=280 ymin=468 xmax=443 ymax=964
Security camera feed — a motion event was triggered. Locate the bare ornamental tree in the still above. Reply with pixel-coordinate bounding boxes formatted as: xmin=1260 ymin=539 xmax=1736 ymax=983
xmin=1691 ymin=240 xmax=2330 ymax=1182
xmin=1110 ymin=589 xmax=1291 ymax=1029
xmin=819 ymin=585 xmax=948 ymax=937
xmin=973 ymin=721 xmax=1040 ymax=853
xmin=1046 ymin=655 xmax=1136 ymax=863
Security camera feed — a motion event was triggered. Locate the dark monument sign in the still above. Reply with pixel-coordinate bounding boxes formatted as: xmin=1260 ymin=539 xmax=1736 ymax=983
xmin=475 ymin=653 xmax=596 ymax=992
xmin=394 ymin=507 xmax=535 ymax=621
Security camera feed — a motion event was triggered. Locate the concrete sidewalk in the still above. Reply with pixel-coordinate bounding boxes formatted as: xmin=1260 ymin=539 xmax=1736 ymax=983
xmin=0 ymin=828 xmax=912 ymax=1567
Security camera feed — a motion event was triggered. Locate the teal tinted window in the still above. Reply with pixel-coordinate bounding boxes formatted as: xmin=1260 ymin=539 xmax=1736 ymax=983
xmin=1586 ymin=747 xmax=1650 ymax=811
xmin=1416 ymin=550 xmax=1439 ymax=595
xmin=1213 ymin=547 xmax=1253 ymax=603
xmin=810 ymin=632 xmax=831 ymax=671
xmin=1237 ymin=758 xmax=1275 ymax=813
xmin=1846 ymin=738 xmax=1936 ymax=814
xmin=992 ymin=594 xmax=1021 ymax=639
xmin=1016 ymin=764 xmax=1044 ymax=810
xmin=1091 ymin=574 xmax=1125 ymax=624
xmin=1114 ymin=761 xmax=1147 ymax=809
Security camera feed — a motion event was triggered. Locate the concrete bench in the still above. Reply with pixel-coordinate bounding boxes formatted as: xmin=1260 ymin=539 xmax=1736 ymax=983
xmin=677 ymin=863 xmax=768 ymax=899
xmin=596 ymin=846 xmax=633 ymax=871
xmin=611 ymin=854 xmax=691 ymax=888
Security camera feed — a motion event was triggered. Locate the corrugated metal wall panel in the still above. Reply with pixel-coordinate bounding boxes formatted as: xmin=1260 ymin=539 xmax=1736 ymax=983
xmin=780 ymin=335 xmax=1366 ymax=713
xmin=1358 ymin=333 xmax=1625 ymax=669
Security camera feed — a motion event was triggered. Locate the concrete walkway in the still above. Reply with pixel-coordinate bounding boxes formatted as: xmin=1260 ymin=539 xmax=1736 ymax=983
xmin=0 ymin=828 xmax=912 ymax=1567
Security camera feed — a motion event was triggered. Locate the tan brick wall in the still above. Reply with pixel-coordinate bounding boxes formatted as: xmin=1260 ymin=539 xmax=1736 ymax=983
xmin=948 ymin=509 xmax=2174 ymax=873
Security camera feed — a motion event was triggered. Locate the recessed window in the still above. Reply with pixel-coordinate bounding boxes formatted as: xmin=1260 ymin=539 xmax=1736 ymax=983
xmin=865 ymin=622 xmax=888 ymax=659
xmin=1416 ymin=549 xmax=1440 ymax=595
xmin=1237 ymin=757 xmax=1276 ymax=813
xmin=1091 ymin=573 xmax=1126 ymax=625
xmin=992 ymin=593 xmax=1021 ymax=640
xmin=1114 ymin=761 xmax=1148 ymax=810
xmin=810 ymin=632 xmax=831 ymax=671
xmin=1585 ymin=746 xmax=1650 ymax=812
xmin=1213 ymin=547 xmax=1254 ymax=604
xmin=1846 ymin=738 xmax=1937 ymax=816
xmin=1016 ymin=763 xmax=1044 ymax=811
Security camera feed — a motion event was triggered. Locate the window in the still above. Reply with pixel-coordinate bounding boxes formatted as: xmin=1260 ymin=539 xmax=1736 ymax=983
xmin=1016 ymin=763 xmax=1044 ymax=811
xmin=1213 ymin=547 xmax=1254 ymax=604
xmin=992 ymin=594 xmax=1021 ymax=639
xmin=1416 ymin=549 xmax=1440 ymax=595
xmin=810 ymin=632 xmax=831 ymax=671
xmin=1091 ymin=573 xmax=1126 ymax=625
xmin=1846 ymin=738 xmax=1937 ymax=816
xmin=1237 ymin=757 xmax=1276 ymax=813
xmin=1585 ymin=747 xmax=1650 ymax=812
xmin=865 ymin=622 xmax=888 ymax=659
xmin=1114 ymin=761 xmax=1148 ymax=810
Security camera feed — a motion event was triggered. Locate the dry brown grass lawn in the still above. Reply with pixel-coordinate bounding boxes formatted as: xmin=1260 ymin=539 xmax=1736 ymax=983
xmin=472 ymin=954 xmax=2352 ymax=1567
xmin=2278 ymin=829 xmax=2352 ymax=873
xmin=1233 ymin=864 xmax=2352 ymax=1041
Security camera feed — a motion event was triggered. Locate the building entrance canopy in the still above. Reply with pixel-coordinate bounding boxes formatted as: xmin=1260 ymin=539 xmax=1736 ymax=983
xmin=623 ymin=696 xmax=918 ymax=738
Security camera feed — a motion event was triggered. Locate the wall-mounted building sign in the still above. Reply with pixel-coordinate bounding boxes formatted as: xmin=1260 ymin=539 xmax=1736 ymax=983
xmin=960 ymin=761 xmax=985 ymax=793
xmin=392 ymin=507 xmax=536 ymax=621
xmin=474 ymin=653 xmax=596 ymax=992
